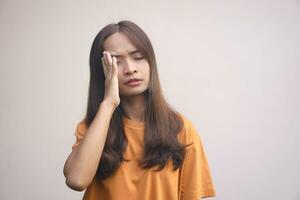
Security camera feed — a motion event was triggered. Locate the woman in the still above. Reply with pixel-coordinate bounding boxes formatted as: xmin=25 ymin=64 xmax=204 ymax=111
xmin=63 ymin=20 xmax=216 ymax=200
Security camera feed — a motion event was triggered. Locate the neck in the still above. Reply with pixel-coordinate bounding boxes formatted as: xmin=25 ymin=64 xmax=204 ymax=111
xmin=120 ymin=94 xmax=146 ymax=122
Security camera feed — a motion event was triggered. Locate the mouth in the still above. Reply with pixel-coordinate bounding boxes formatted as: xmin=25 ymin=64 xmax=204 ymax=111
xmin=125 ymin=78 xmax=143 ymax=86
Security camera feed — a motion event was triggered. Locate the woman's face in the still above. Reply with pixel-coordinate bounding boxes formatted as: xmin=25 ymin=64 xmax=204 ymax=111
xmin=102 ymin=32 xmax=150 ymax=97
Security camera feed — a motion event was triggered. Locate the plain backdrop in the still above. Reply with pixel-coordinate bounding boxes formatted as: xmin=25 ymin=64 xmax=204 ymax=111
xmin=0 ymin=0 xmax=299 ymax=199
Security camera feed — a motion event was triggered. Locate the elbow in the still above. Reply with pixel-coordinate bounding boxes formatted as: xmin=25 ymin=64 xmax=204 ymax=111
xmin=65 ymin=176 xmax=88 ymax=192
xmin=63 ymin=160 xmax=88 ymax=191
xmin=63 ymin=159 xmax=92 ymax=191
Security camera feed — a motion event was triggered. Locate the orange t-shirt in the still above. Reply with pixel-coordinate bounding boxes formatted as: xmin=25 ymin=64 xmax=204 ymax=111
xmin=71 ymin=116 xmax=216 ymax=200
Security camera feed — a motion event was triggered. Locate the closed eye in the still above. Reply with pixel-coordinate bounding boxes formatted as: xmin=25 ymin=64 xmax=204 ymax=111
xmin=116 ymin=56 xmax=145 ymax=64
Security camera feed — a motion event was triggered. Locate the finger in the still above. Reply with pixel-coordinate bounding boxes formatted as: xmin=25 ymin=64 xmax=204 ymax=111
xmin=106 ymin=51 xmax=113 ymax=67
xmin=103 ymin=51 xmax=109 ymax=67
xmin=112 ymin=56 xmax=118 ymax=77
xmin=104 ymin=51 xmax=112 ymax=79
xmin=101 ymin=57 xmax=107 ymax=78
xmin=103 ymin=51 xmax=112 ymax=79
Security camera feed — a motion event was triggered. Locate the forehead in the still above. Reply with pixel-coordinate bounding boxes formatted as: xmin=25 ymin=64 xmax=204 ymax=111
xmin=102 ymin=32 xmax=138 ymax=55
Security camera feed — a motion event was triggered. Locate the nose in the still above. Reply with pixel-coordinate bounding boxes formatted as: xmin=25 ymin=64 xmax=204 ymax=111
xmin=124 ymin=59 xmax=137 ymax=75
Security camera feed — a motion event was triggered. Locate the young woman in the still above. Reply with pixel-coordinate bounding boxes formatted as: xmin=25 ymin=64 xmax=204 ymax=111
xmin=63 ymin=20 xmax=216 ymax=200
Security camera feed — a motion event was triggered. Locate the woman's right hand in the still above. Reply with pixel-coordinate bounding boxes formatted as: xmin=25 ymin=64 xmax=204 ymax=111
xmin=101 ymin=51 xmax=120 ymax=108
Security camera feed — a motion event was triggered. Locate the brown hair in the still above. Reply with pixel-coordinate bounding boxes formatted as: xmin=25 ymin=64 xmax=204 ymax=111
xmin=84 ymin=20 xmax=191 ymax=180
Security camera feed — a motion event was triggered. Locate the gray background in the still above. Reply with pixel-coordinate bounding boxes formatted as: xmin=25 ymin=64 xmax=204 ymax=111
xmin=0 ymin=0 xmax=299 ymax=199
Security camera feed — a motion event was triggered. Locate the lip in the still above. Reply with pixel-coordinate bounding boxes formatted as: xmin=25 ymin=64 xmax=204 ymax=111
xmin=125 ymin=78 xmax=142 ymax=84
xmin=125 ymin=78 xmax=143 ymax=86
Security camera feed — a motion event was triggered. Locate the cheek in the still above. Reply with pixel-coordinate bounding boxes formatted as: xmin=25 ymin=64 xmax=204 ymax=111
xmin=144 ymin=66 xmax=150 ymax=80
xmin=117 ymin=70 xmax=122 ymax=80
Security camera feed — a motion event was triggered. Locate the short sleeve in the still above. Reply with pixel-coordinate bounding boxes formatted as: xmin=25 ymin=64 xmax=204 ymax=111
xmin=179 ymin=120 xmax=216 ymax=200
xmin=71 ymin=119 xmax=88 ymax=151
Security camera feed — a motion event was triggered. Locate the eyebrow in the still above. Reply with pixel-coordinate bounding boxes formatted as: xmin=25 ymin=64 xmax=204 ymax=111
xmin=110 ymin=49 xmax=141 ymax=58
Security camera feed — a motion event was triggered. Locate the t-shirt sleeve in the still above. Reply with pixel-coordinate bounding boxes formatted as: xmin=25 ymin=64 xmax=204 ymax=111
xmin=179 ymin=119 xmax=216 ymax=200
xmin=71 ymin=119 xmax=88 ymax=151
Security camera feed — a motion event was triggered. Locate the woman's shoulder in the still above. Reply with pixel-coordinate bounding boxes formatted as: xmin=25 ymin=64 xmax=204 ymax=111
xmin=177 ymin=114 xmax=202 ymax=147
xmin=178 ymin=113 xmax=194 ymax=129
xmin=177 ymin=113 xmax=197 ymax=133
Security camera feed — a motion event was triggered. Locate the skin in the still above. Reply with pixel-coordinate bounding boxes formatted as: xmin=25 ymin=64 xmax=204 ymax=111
xmin=102 ymin=32 xmax=150 ymax=122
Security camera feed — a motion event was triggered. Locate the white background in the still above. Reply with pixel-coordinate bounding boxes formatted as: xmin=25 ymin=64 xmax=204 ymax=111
xmin=0 ymin=0 xmax=299 ymax=199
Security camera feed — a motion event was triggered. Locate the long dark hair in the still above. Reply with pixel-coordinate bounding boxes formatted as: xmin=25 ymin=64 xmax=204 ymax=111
xmin=84 ymin=20 xmax=192 ymax=180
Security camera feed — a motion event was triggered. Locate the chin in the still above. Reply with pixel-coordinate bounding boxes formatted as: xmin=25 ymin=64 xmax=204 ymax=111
xmin=120 ymin=87 xmax=148 ymax=97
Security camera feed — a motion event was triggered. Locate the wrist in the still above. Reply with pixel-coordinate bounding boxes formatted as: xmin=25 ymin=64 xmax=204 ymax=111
xmin=100 ymin=100 xmax=118 ymax=110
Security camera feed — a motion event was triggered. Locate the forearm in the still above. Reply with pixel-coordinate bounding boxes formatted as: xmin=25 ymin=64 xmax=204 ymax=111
xmin=64 ymin=101 xmax=116 ymax=191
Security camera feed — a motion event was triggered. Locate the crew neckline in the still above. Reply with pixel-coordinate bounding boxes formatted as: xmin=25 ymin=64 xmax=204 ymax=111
xmin=122 ymin=116 xmax=144 ymax=129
